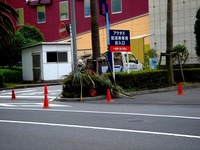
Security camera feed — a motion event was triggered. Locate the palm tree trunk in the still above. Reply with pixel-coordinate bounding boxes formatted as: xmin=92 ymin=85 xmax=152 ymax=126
xmin=90 ymin=0 xmax=101 ymax=59
xmin=166 ymin=0 xmax=174 ymax=84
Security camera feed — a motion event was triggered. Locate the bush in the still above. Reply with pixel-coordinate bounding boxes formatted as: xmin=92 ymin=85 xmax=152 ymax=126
xmin=0 ymin=69 xmax=22 ymax=83
xmin=110 ymin=70 xmax=170 ymax=90
xmin=107 ymin=68 xmax=200 ymax=91
xmin=0 ymin=74 xmax=4 ymax=88
xmin=62 ymin=68 xmax=200 ymax=98
xmin=174 ymin=68 xmax=200 ymax=82
xmin=172 ymin=44 xmax=189 ymax=64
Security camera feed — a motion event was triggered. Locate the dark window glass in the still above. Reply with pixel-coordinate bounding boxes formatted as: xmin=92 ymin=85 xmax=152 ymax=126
xmin=47 ymin=52 xmax=57 ymax=62
xmin=58 ymin=52 xmax=67 ymax=62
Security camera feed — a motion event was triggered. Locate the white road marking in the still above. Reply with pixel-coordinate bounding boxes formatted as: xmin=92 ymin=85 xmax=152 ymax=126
xmin=0 ymin=103 xmax=70 ymax=107
xmin=0 ymin=90 xmax=36 ymax=95
xmin=20 ymin=92 xmax=44 ymax=95
xmin=0 ymin=95 xmax=55 ymax=99
xmin=0 ymin=119 xmax=199 ymax=139
xmin=0 ymin=107 xmax=200 ymax=120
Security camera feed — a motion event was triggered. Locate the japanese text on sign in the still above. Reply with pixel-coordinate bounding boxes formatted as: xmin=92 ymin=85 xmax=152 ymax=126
xmin=109 ymin=30 xmax=130 ymax=52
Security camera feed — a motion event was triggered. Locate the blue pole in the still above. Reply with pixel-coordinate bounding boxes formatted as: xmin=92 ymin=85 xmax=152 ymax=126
xmin=99 ymin=0 xmax=113 ymax=70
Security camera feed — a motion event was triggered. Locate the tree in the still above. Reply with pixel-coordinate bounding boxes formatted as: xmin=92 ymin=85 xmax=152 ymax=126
xmin=0 ymin=0 xmax=18 ymax=45
xmin=172 ymin=44 xmax=189 ymax=65
xmin=194 ymin=7 xmax=200 ymax=57
xmin=166 ymin=0 xmax=174 ymax=84
xmin=90 ymin=0 xmax=101 ymax=72
xmin=0 ymin=24 xmax=44 ymax=67
xmin=0 ymin=31 xmax=25 ymax=67
xmin=18 ymin=24 xmax=45 ymax=43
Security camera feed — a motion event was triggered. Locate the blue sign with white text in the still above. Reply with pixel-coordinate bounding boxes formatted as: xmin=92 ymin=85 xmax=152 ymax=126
xmin=109 ymin=30 xmax=130 ymax=52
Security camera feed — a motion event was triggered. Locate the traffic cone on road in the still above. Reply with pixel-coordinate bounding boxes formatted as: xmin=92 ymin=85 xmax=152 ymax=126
xmin=43 ymin=94 xmax=49 ymax=109
xmin=178 ymin=82 xmax=183 ymax=95
xmin=11 ymin=89 xmax=16 ymax=100
xmin=106 ymin=89 xmax=112 ymax=102
xmin=44 ymin=84 xmax=48 ymax=94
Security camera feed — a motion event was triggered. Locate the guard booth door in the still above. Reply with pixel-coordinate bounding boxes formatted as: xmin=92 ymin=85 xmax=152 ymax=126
xmin=32 ymin=53 xmax=41 ymax=82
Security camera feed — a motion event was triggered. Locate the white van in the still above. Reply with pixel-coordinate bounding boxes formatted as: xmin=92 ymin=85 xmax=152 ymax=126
xmin=102 ymin=52 xmax=143 ymax=73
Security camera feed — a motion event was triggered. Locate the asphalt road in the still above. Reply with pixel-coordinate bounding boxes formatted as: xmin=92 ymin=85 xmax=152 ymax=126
xmin=0 ymin=85 xmax=200 ymax=150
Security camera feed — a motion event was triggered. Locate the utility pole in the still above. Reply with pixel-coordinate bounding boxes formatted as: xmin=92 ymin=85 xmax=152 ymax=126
xmin=70 ymin=0 xmax=78 ymax=73
xmin=166 ymin=0 xmax=174 ymax=84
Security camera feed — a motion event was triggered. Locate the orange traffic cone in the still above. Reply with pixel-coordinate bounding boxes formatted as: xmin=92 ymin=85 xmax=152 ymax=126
xmin=106 ymin=89 xmax=112 ymax=102
xmin=44 ymin=84 xmax=48 ymax=94
xmin=178 ymin=82 xmax=183 ymax=95
xmin=43 ymin=94 xmax=49 ymax=109
xmin=11 ymin=89 xmax=16 ymax=100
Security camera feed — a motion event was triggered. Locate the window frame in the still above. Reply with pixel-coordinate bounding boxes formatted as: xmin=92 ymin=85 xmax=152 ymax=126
xmin=16 ymin=8 xmax=24 ymax=26
xmin=46 ymin=52 xmax=68 ymax=63
xmin=59 ymin=1 xmax=69 ymax=21
xmin=84 ymin=0 xmax=91 ymax=18
xmin=37 ymin=5 xmax=46 ymax=24
xmin=111 ymin=0 xmax=122 ymax=14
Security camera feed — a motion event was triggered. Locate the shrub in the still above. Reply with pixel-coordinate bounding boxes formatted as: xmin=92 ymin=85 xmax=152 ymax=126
xmin=172 ymin=44 xmax=189 ymax=64
xmin=107 ymin=68 xmax=200 ymax=91
xmin=194 ymin=7 xmax=200 ymax=57
xmin=0 ymin=69 xmax=22 ymax=83
xmin=174 ymin=68 xmax=200 ymax=82
xmin=111 ymin=70 xmax=170 ymax=90
xmin=0 ymin=74 xmax=4 ymax=88
xmin=62 ymin=68 xmax=200 ymax=98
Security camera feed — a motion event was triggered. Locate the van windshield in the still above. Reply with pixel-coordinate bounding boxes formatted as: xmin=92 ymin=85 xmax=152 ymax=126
xmin=124 ymin=53 xmax=138 ymax=63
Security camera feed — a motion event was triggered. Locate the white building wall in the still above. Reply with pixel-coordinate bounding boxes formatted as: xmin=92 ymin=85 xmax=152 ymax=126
xmin=42 ymin=43 xmax=72 ymax=81
xmin=149 ymin=0 xmax=200 ymax=64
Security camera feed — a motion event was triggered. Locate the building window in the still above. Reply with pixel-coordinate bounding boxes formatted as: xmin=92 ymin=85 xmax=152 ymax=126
xmin=112 ymin=0 xmax=122 ymax=14
xmin=26 ymin=0 xmax=52 ymax=6
xmin=37 ymin=5 xmax=46 ymax=23
xmin=59 ymin=1 xmax=69 ymax=20
xmin=16 ymin=8 xmax=24 ymax=26
xmin=84 ymin=0 xmax=90 ymax=17
xmin=47 ymin=52 xmax=68 ymax=63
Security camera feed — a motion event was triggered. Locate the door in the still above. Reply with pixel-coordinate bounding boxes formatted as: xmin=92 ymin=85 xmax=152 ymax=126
xmin=32 ymin=53 xmax=41 ymax=82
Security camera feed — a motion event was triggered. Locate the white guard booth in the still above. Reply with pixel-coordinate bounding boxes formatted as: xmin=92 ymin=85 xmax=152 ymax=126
xmin=21 ymin=42 xmax=72 ymax=82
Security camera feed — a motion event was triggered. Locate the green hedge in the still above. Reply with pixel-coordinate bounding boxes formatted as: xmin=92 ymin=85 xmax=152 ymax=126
xmin=0 ymin=69 xmax=22 ymax=83
xmin=174 ymin=68 xmax=200 ymax=82
xmin=62 ymin=68 xmax=200 ymax=98
xmin=0 ymin=74 xmax=4 ymax=88
xmin=106 ymin=68 xmax=200 ymax=90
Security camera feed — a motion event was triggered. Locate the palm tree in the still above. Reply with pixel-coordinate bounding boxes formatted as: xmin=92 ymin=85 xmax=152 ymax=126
xmin=166 ymin=0 xmax=174 ymax=84
xmin=90 ymin=0 xmax=101 ymax=72
xmin=0 ymin=0 xmax=18 ymax=44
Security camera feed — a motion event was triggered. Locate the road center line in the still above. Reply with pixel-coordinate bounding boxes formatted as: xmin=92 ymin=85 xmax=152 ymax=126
xmin=1 ymin=107 xmax=200 ymax=120
xmin=0 ymin=119 xmax=200 ymax=139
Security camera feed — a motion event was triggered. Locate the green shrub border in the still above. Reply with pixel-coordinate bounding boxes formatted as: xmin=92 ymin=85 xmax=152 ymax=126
xmin=106 ymin=68 xmax=200 ymax=91
xmin=0 ymin=74 xmax=4 ymax=88
xmin=0 ymin=69 xmax=22 ymax=83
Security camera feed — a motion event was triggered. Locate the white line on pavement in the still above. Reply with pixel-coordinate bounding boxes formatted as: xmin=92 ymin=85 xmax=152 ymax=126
xmin=0 ymin=119 xmax=200 ymax=139
xmin=0 ymin=96 xmax=55 ymax=99
xmin=0 ymin=103 xmax=71 ymax=107
xmin=0 ymin=107 xmax=200 ymax=120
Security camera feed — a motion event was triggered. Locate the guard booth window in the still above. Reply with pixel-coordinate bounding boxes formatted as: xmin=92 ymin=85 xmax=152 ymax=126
xmin=47 ymin=52 xmax=67 ymax=63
